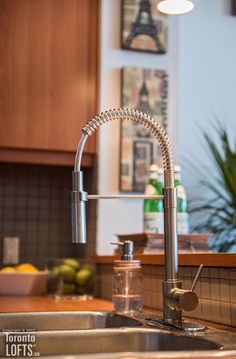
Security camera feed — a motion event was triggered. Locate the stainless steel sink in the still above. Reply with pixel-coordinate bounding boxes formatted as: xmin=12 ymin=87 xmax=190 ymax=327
xmin=0 ymin=311 xmax=142 ymax=331
xmin=1 ymin=311 xmax=236 ymax=358
xmin=0 ymin=328 xmax=221 ymax=357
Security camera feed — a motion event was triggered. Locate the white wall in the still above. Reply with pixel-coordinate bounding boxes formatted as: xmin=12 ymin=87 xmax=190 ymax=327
xmin=179 ymin=0 xmax=236 ymax=224
xmin=97 ymin=0 xmax=179 ymax=254
xmin=97 ymin=0 xmax=236 ymax=253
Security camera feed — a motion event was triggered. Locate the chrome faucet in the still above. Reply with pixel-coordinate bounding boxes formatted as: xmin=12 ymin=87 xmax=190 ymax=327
xmin=71 ymin=108 xmax=203 ymax=330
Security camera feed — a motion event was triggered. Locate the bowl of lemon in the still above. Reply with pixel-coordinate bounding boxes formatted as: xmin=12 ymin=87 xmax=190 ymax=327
xmin=0 ymin=263 xmax=48 ymax=296
xmin=47 ymin=258 xmax=94 ymax=297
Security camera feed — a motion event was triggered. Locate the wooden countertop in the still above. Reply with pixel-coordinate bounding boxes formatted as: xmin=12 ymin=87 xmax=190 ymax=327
xmin=95 ymin=253 xmax=236 ymax=267
xmin=0 ymin=296 xmax=113 ymax=313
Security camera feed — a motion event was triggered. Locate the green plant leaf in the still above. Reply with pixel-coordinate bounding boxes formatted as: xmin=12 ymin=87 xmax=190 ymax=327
xmin=189 ymin=123 xmax=236 ymax=252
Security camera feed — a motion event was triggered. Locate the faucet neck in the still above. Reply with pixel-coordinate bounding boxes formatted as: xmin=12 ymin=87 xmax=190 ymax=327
xmin=75 ymin=108 xmax=175 ymax=188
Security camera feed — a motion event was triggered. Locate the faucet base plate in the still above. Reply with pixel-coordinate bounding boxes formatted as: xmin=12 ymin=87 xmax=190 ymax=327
xmin=145 ymin=317 xmax=206 ymax=332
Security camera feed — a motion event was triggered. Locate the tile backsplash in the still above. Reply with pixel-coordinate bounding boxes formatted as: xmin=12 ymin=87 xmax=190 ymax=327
xmin=97 ymin=264 xmax=236 ymax=327
xmin=0 ymin=163 xmax=97 ymax=268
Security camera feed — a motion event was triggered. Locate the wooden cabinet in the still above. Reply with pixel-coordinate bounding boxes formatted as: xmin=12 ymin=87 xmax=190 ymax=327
xmin=0 ymin=0 xmax=99 ymax=166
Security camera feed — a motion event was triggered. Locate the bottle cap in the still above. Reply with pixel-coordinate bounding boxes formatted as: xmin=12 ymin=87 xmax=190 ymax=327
xmin=113 ymin=260 xmax=141 ymax=269
xmin=149 ymin=164 xmax=158 ymax=172
xmin=174 ymin=165 xmax=181 ymax=173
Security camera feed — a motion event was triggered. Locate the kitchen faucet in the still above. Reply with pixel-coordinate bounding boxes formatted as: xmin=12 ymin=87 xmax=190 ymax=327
xmin=71 ymin=108 xmax=203 ymax=331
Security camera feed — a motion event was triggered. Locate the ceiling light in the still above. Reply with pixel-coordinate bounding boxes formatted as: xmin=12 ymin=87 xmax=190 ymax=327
xmin=157 ymin=0 xmax=194 ymax=15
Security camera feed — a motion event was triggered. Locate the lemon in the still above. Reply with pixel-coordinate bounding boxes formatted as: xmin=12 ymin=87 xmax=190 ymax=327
xmin=63 ymin=258 xmax=80 ymax=271
xmin=76 ymin=268 xmax=92 ymax=286
xmin=16 ymin=263 xmax=39 ymax=273
xmin=59 ymin=264 xmax=76 ymax=282
xmin=0 ymin=266 xmax=16 ymax=273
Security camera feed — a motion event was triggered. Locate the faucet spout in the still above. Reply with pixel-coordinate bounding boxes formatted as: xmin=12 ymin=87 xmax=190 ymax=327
xmin=71 ymin=133 xmax=89 ymax=244
xmin=71 ymin=171 xmax=87 ymax=243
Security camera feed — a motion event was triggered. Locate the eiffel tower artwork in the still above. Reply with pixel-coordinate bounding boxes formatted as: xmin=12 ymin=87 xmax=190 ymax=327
xmin=122 ymin=0 xmax=167 ymax=53
xmin=120 ymin=67 xmax=168 ymax=192
xmin=134 ymin=70 xmax=155 ymax=138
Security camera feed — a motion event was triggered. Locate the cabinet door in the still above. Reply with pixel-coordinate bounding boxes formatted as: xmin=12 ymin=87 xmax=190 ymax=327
xmin=0 ymin=0 xmax=98 ymax=154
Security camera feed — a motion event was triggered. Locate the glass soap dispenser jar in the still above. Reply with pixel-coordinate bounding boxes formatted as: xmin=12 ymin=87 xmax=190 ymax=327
xmin=111 ymin=240 xmax=143 ymax=314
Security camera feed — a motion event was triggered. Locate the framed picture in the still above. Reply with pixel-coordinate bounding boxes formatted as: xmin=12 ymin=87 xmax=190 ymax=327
xmin=232 ymin=0 xmax=236 ymax=15
xmin=120 ymin=66 xmax=168 ymax=192
xmin=121 ymin=0 xmax=168 ymax=54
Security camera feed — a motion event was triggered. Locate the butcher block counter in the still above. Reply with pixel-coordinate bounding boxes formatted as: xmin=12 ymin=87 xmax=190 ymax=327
xmin=0 ymin=296 xmax=113 ymax=313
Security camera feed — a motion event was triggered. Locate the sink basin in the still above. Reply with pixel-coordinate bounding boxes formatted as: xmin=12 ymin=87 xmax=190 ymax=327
xmin=0 ymin=328 xmax=220 ymax=357
xmin=1 ymin=311 xmax=233 ymax=358
xmin=0 ymin=311 xmax=142 ymax=331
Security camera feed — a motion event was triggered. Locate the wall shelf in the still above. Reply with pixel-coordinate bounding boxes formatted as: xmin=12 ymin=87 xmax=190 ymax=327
xmin=95 ymin=253 xmax=236 ymax=267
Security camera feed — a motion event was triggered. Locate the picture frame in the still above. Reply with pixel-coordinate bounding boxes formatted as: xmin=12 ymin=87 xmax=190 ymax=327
xmin=119 ymin=66 xmax=168 ymax=192
xmin=121 ymin=0 xmax=168 ymax=54
xmin=232 ymin=0 xmax=236 ymax=15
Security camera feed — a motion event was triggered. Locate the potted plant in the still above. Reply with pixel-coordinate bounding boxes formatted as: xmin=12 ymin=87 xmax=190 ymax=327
xmin=190 ymin=124 xmax=236 ymax=252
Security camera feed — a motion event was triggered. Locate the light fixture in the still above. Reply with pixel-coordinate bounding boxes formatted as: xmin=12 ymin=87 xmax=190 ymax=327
xmin=157 ymin=0 xmax=194 ymax=15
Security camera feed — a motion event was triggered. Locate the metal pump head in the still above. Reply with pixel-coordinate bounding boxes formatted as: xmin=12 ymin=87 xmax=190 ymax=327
xmin=111 ymin=241 xmax=134 ymax=261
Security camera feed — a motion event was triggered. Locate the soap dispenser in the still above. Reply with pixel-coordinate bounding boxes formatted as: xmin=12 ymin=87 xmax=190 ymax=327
xmin=111 ymin=241 xmax=143 ymax=314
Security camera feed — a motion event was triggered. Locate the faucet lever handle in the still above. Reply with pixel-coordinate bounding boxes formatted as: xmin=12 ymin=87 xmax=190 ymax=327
xmin=190 ymin=264 xmax=204 ymax=291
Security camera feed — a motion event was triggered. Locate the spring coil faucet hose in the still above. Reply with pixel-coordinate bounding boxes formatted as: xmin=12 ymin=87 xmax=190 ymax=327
xmin=76 ymin=108 xmax=174 ymax=188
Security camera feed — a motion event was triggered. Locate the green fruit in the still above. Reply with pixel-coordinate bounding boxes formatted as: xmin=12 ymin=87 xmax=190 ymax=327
xmin=63 ymin=283 xmax=76 ymax=295
xmin=76 ymin=268 xmax=93 ymax=286
xmin=50 ymin=266 xmax=60 ymax=276
xmin=59 ymin=264 xmax=76 ymax=282
xmin=81 ymin=264 xmax=92 ymax=271
xmin=63 ymin=258 xmax=80 ymax=271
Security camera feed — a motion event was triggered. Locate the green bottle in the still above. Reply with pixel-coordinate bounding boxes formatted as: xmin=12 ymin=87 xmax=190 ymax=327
xmin=143 ymin=165 xmax=164 ymax=233
xmin=174 ymin=165 xmax=189 ymax=234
